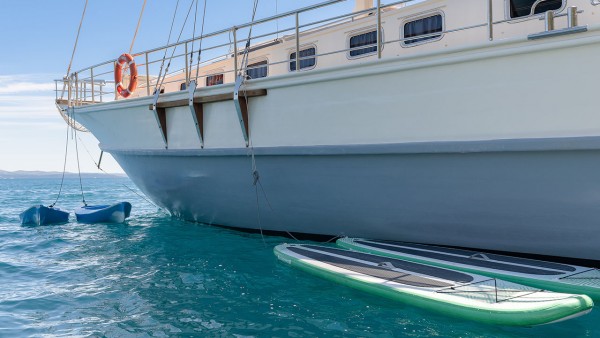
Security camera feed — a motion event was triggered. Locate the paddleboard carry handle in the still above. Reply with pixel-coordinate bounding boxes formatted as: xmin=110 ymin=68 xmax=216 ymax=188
xmin=377 ymin=262 xmax=396 ymax=269
xmin=469 ymin=253 xmax=490 ymax=261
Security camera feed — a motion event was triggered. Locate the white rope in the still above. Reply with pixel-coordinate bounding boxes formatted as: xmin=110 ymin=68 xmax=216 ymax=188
xmin=61 ymin=0 xmax=88 ymax=101
xmin=129 ymin=0 xmax=147 ymax=54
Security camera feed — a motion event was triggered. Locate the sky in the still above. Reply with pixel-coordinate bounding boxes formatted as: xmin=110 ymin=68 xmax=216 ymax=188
xmin=0 ymin=0 xmax=355 ymax=174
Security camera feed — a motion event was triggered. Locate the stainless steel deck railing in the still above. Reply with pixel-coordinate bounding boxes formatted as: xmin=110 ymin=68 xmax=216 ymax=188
xmin=56 ymin=0 xmax=576 ymax=108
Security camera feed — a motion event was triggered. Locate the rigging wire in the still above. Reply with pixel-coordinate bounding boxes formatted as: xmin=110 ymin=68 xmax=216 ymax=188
xmin=156 ymin=0 xmax=197 ymax=94
xmin=153 ymin=0 xmax=182 ymax=94
xmin=129 ymin=0 xmax=148 ymax=54
xmin=239 ymin=0 xmax=261 ymax=74
xmin=194 ymin=0 xmax=209 ymax=82
xmin=189 ymin=0 xmax=199 ymax=82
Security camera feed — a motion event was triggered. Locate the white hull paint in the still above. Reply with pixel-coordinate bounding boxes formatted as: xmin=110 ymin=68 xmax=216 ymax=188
xmin=71 ymin=7 xmax=600 ymax=261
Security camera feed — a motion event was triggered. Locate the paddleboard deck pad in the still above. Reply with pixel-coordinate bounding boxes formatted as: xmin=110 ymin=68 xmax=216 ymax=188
xmin=337 ymin=238 xmax=600 ymax=300
xmin=274 ymin=244 xmax=593 ymax=326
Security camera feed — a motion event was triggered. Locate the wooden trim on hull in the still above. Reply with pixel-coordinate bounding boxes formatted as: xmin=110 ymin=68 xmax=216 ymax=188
xmin=147 ymin=89 xmax=267 ymax=110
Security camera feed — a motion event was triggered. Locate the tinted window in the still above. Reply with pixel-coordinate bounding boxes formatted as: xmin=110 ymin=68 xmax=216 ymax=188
xmin=180 ymin=83 xmax=187 ymax=90
xmin=509 ymin=0 xmax=563 ymax=18
xmin=246 ymin=60 xmax=268 ymax=79
xmin=349 ymin=30 xmax=378 ymax=57
xmin=404 ymin=14 xmax=443 ymax=46
xmin=289 ymin=48 xmax=316 ymax=71
xmin=206 ymin=74 xmax=223 ymax=87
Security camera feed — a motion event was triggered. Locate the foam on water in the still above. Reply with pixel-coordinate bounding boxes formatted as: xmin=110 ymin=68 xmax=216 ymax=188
xmin=0 ymin=178 xmax=597 ymax=337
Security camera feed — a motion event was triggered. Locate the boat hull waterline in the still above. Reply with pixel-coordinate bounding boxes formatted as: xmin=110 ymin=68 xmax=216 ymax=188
xmin=274 ymin=244 xmax=594 ymax=327
xmin=75 ymin=202 xmax=132 ymax=224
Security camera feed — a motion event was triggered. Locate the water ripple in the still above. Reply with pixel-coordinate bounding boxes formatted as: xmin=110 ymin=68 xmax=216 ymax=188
xmin=0 ymin=178 xmax=597 ymax=337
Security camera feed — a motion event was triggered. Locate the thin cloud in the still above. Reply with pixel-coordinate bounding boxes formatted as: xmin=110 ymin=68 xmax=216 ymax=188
xmin=0 ymin=74 xmax=60 ymax=95
xmin=0 ymin=82 xmax=55 ymax=94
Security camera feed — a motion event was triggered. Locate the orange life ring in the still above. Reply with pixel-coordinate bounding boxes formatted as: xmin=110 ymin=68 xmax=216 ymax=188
xmin=114 ymin=53 xmax=138 ymax=98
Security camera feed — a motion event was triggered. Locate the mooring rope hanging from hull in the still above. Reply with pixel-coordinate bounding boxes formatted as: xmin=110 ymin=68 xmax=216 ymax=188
xmin=72 ymin=117 xmax=87 ymax=206
xmin=49 ymin=124 xmax=71 ymax=208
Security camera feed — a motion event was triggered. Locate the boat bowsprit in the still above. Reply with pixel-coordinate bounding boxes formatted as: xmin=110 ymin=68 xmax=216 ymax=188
xmin=20 ymin=205 xmax=70 ymax=226
xmin=274 ymin=244 xmax=593 ymax=326
xmin=75 ymin=202 xmax=132 ymax=224
xmin=337 ymin=238 xmax=600 ymax=301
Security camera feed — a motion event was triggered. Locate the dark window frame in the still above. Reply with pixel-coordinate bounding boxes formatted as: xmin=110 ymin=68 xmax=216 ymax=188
xmin=401 ymin=13 xmax=444 ymax=47
xmin=289 ymin=46 xmax=317 ymax=72
xmin=246 ymin=59 xmax=269 ymax=79
xmin=507 ymin=0 xmax=564 ymax=19
xmin=206 ymin=73 xmax=224 ymax=87
xmin=347 ymin=29 xmax=382 ymax=59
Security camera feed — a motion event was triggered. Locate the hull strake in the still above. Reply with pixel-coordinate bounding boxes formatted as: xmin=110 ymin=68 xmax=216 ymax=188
xmin=109 ymin=140 xmax=600 ymax=261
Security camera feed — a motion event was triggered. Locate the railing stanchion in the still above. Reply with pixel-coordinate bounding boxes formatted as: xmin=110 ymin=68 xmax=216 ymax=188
xmin=75 ymin=72 xmax=79 ymax=106
xmin=377 ymin=0 xmax=382 ymax=59
xmin=145 ymin=52 xmax=150 ymax=96
xmin=91 ymin=68 xmax=95 ymax=103
xmin=67 ymin=75 xmax=72 ymax=107
xmin=233 ymin=28 xmax=239 ymax=76
xmin=295 ymin=12 xmax=300 ymax=71
xmin=114 ymin=61 xmax=118 ymax=101
xmin=487 ymin=0 xmax=493 ymax=41
xmin=185 ymin=42 xmax=190 ymax=85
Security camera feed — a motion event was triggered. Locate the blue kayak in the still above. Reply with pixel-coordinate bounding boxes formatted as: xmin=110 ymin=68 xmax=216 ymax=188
xmin=20 ymin=205 xmax=70 ymax=226
xmin=75 ymin=202 xmax=132 ymax=224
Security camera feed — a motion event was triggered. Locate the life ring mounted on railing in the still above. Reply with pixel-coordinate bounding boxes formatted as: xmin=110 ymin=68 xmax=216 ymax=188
xmin=114 ymin=53 xmax=138 ymax=98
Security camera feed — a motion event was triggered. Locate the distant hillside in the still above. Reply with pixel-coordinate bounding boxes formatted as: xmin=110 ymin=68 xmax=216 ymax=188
xmin=0 ymin=170 xmax=127 ymax=179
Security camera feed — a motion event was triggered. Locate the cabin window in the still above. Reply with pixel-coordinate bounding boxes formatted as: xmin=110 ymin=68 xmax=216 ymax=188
xmin=509 ymin=0 xmax=563 ymax=19
xmin=289 ymin=47 xmax=316 ymax=71
xmin=180 ymin=83 xmax=187 ymax=90
xmin=206 ymin=74 xmax=223 ymax=87
xmin=246 ymin=60 xmax=268 ymax=79
xmin=403 ymin=14 xmax=443 ymax=46
xmin=349 ymin=30 xmax=379 ymax=58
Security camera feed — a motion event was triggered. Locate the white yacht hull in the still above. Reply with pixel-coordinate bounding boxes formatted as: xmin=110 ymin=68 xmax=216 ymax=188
xmin=109 ymin=139 xmax=600 ymax=261
xmin=74 ymin=29 xmax=600 ymax=261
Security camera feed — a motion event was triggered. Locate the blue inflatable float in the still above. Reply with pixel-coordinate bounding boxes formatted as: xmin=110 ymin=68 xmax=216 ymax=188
xmin=20 ymin=205 xmax=70 ymax=226
xmin=75 ymin=202 xmax=132 ymax=223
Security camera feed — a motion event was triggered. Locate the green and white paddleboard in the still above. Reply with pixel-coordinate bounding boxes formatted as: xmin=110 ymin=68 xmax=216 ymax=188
xmin=337 ymin=238 xmax=600 ymax=300
xmin=274 ymin=243 xmax=593 ymax=327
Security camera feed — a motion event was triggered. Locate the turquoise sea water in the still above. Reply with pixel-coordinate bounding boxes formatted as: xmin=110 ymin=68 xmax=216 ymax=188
xmin=0 ymin=177 xmax=598 ymax=337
